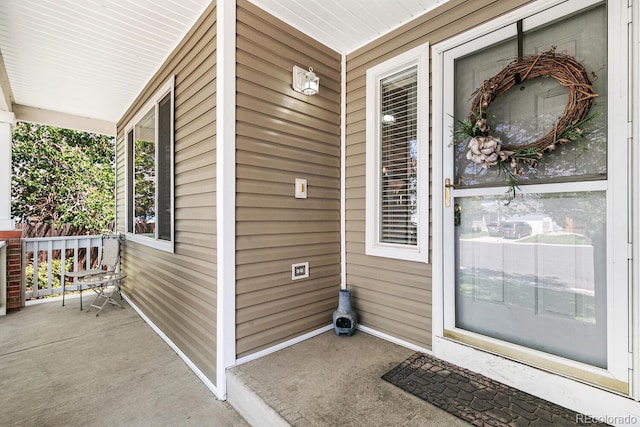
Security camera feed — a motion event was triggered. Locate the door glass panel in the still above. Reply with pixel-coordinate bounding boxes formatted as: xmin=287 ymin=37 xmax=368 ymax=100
xmin=454 ymin=4 xmax=607 ymax=187
xmin=455 ymin=191 xmax=606 ymax=367
xmin=452 ymin=3 xmax=608 ymax=368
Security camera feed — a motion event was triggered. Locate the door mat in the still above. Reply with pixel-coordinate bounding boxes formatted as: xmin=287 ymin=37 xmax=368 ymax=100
xmin=382 ymin=353 xmax=610 ymax=426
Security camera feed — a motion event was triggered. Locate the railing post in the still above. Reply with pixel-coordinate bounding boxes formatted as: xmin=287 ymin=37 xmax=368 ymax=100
xmin=46 ymin=239 xmax=53 ymax=296
xmin=60 ymin=239 xmax=67 ymax=296
xmin=32 ymin=242 xmax=39 ymax=299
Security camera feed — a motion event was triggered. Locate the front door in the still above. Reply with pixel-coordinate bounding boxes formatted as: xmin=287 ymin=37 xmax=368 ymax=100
xmin=440 ymin=0 xmax=629 ymax=392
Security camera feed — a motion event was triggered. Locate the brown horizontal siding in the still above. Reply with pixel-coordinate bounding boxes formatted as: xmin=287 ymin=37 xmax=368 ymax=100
xmin=175 ymin=143 xmax=215 ymax=174
xmin=237 ymin=108 xmax=336 ymax=145
xmin=236 ymin=6 xmax=340 ymax=82
xmin=116 ymin=3 xmax=217 ymax=384
xmin=235 ymin=0 xmax=341 ymax=359
xmin=236 ymin=136 xmax=339 ymax=171
xmin=236 ymin=306 xmax=334 ymax=356
xmin=344 ymin=0 xmax=532 ymax=350
xmin=121 ymin=243 xmax=215 ymax=375
xmin=175 ymin=165 xmax=215 ymax=189
xmin=175 ymin=119 xmax=216 ymax=155
xmin=237 ymin=297 xmax=336 ymax=338
xmin=236 ymin=207 xmax=336 ymax=223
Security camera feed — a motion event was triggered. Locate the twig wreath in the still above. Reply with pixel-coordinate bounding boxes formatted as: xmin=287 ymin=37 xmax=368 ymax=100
xmin=455 ymin=48 xmax=598 ymax=198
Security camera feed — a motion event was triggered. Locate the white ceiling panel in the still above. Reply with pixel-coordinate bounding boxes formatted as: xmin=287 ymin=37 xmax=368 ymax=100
xmin=0 ymin=0 xmax=211 ymax=123
xmin=0 ymin=0 xmax=448 ymax=128
xmin=247 ymin=0 xmax=448 ymax=54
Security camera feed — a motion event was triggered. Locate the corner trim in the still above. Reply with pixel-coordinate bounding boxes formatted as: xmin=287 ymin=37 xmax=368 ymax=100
xmin=340 ymin=53 xmax=346 ymax=288
xmin=216 ymin=0 xmax=237 ymax=401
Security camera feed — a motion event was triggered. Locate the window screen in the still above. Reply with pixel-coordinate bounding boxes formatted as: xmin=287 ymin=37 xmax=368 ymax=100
xmin=157 ymin=92 xmax=172 ymax=241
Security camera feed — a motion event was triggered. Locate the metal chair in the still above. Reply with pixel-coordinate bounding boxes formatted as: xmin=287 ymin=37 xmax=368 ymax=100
xmin=82 ymin=270 xmax=126 ymax=316
xmin=65 ymin=236 xmax=126 ymax=313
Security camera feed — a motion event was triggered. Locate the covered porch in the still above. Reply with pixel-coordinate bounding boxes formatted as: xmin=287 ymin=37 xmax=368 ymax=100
xmin=0 ymin=297 xmax=465 ymax=426
xmin=3 ymin=0 xmax=640 ymax=423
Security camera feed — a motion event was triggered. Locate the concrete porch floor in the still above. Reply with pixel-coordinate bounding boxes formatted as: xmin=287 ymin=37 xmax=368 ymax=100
xmin=0 ymin=296 xmax=466 ymax=426
xmin=227 ymin=330 xmax=467 ymax=427
xmin=0 ymin=296 xmax=247 ymax=427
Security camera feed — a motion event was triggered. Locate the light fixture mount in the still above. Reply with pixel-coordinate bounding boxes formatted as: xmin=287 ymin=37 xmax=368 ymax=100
xmin=292 ymin=65 xmax=320 ymax=96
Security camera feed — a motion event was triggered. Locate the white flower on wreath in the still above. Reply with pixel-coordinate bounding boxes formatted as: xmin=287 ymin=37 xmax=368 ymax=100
xmin=465 ymin=135 xmax=510 ymax=169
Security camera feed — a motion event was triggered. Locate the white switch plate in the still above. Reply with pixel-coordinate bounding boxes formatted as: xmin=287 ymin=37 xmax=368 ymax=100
xmin=291 ymin=262 xmax=309 ymax=280
xmin=295 ymin=178 xmax=307 ymax=198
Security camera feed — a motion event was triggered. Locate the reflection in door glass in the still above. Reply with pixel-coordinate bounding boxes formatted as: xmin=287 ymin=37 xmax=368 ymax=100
xmin=455 ymin=191 xmax=606 ymax=367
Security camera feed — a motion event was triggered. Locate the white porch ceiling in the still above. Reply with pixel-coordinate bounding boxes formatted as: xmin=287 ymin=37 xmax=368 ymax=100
xmin=0 ymin=0 xmax=212 ymax=130
xmin=0 ymin=0 xmax=447 ymax=132
xmin=247 ymin=0 xmax=448 ymax=54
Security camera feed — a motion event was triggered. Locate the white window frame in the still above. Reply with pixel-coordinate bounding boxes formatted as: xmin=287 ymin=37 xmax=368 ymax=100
xmin=124 ymin=76 xmax=175 ymax=253
xmin=365 ymin=43 xmax=429 ymax=262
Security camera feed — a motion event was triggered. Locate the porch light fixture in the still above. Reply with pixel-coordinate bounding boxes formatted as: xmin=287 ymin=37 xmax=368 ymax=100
xmin=292 ymin=65 xmax=320 ymax=96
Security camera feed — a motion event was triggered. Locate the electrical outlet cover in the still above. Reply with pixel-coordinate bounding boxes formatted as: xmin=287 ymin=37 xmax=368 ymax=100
xmin=291 ymin=262 xmax=309 ymax=280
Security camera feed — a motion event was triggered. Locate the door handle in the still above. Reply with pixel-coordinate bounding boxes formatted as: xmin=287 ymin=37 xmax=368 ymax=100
xmin=444 ymin=178 xmax=457 ymax=208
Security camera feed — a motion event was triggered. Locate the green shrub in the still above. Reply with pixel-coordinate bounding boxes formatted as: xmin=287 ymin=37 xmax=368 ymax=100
xmin=25 ymin=258 xmax=73 ymax=291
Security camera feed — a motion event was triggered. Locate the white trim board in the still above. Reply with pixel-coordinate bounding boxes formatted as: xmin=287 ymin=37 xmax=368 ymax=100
xmin=364 ymin=42 xmax=430 ymax=263
xmin=216 ymin=0 xmax=237 ymax=402
xmin=356 ymin=324 xmax=431 ymax=355
xmin=234 ymin=323 xmax=431 ymax=368
xmin=632 ymin=0 xmax=640 ymax=401
xmin=340 ymin=52 xmax=347 ymax=289
xmin=234 ymin=325 xmax=334 ymax=366
xmin=13 ymin=104 xmax=115 ymax=136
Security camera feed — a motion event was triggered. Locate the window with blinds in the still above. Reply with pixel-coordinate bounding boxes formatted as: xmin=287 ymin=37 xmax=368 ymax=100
xmin=365 ymin=42 xmax=428 ymax=262
xmin=380 ymin=67 xmax=418 ymax=245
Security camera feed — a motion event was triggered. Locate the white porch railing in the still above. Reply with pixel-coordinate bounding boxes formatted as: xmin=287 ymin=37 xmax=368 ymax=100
xmin=22 ymin=235 xmax=103 ymax=299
